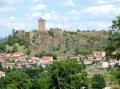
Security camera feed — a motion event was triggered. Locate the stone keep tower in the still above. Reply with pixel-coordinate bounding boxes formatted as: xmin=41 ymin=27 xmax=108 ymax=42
xmin=38 ymin=18 xmax=45 ymax=31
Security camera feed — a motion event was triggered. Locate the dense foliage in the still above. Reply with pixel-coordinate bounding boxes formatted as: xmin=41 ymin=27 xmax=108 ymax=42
xmin=0 ymin=59 xmax=109 ymax=89
xmin=109 ymin=66 xmax=120 ymax=87
xmin=0 ymin=41 xmax=6 ymax=53
xmin=91 ymin=74 xmax=105 ymax=89
xmin=106 ymin=16 xmax=120 ymax=60
xmin=48 ymin=59 xmax=87 ymax=89
xmin=0 ymin=35 xmax=29 ymax=53
xmin=5 ymin=35 xmax=29 ymax=47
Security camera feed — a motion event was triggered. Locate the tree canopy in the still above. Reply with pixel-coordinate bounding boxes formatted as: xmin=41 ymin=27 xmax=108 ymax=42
xmin=105 ymin=16 xmax=120 ymax=60
xmin=91 ymin=74 xmax=105 ymax=89
xmin=48 ymin=59 xmax=87 ymax=89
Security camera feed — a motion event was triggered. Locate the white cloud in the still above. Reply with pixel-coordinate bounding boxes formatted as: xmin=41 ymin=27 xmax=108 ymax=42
xmin=31 ymin=11 xmax=41 ymax=19
xmin=9 ymin=22 xmax=29 ymax=30
xmin=0 ymin=16 xmax=31 ymax=31
xmin=31 ymin=2 xmax=46 ymax=11
xmin=9 ymin=16 xmax=17 ymax=21
xmin=42 ymin=11 xmax=59 ymax=21
xmin=67 ymin=10 xmax=81 ymax=16
xmin=46 ymin=22 xmax=69 ymax=30
xmin=89 ymin=0 xmax=107 ymax=5
xmin=78 ymin=21 xmax=111 ymax=30
xmin=96 ymin=0 xmax=106 ymax=4
xmin=0 ymin=6 xmax=16 ymax=13
xmin=64 ymin=0 xmax=75 ymax=7
xmin=32 ymin=0 xmax=42 ymax=3
xmin=0 ymin=19 xmax=6 ymax=28
xmin=82 ymin=4 xmax=120 ymax=16
xmin=46 ymin=21 xmax=110 ymax=31
xmin=89 ymin=0 xmax=120 ymax=5
xmin=0 ymin=0 xmax=16 ymax=5
xmin=0 ymin=18 xmax=13 ymax=28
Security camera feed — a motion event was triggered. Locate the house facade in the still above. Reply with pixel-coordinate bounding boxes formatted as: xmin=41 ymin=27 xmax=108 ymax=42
xmin=93 ymin=51 xmax=106 ymax=60
xmin=0 ymin=71 xmax=5 ymax=78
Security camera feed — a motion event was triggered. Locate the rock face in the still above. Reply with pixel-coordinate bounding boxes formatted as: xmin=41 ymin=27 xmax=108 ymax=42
xmin=30 ymin=29 xmax=64 ymax=54
xmin=28 ymin=29 xmax=108 ymax=56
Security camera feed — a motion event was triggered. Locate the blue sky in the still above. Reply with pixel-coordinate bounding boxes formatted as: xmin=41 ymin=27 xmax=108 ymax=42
xmin=0 ymin=0 xmax=120 ymax=37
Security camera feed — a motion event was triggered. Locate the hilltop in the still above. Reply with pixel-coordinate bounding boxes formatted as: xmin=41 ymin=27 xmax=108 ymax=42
xmin=0 ymin=18 xmax=108 ymax=57
xmin=0 ymin=29 xmax=108 ymax=57
xmin=30 ymin=29 xmax=108 ymax=56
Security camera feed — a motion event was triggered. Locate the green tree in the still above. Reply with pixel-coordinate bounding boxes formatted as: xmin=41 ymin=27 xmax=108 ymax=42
xmin=0 ymin=41 xmax=6 ymax=53
xmin=6 ymin=71 xmax=31 ymax=89
xmin=11 ymin=46 xmax=17 ymax=53
xmin=5 ymin=66 xmax=12 ymax=73
xmin=110 ymin=67 xmax=120 ymax=86
xmin=106 ymin=16 xmax=120 ymax=60
xmin=35 ymin=52 xmax=46 ymax=58
xmin=6 ymin=35 xmax=29 ymax=47
xmin=32 ymin=72 xmax=51 ymax=89
xmin=48 ymin=28 xmax=54 ymax=36
xmin=75 ymin=47 xmax=80 ymax=55
xmin=91 ymin=74 xmax=106 ymax=89
xmin=48 ymin=59 xmax=87 ymax=89
xmin=6 ymin=84 xmax=17 ymax=89
xmin=0 ymin=62 xmax=3 ymax=71
xmin=0 ymin=77 xmax=7 ymax=89
xmin=24 ymin=67 xmax=44 ymax=78
xmin=75 ymin=47 xmax=91 ymax=56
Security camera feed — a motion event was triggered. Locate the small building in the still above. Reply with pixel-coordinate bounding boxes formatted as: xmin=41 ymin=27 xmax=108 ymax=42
xmin=0 ymin=71 xmax=5 ymax=78
xmin=87 ymin=55 xmax=94 ymax=60
xmin=109 ymin=59 xmax=118 ymax=67
xmin=93 ymin=51 xmax=106 ymax=60
xmin=57 ymin=56 xmax=67 ymax=61
xmin=37 ymin=56 xmax=53 ymax=67
xmin=2 ymin=63 xmax=15 ymax=69
xmin=84 ymin=60 xmax=93 ymax=65
xmin=102 ymin=61 xmax=109 ymax=68
xmin=31 ymin=57 xmax=40 ymax=63
xmin=15 ymin=64 xmax=22 ymax=69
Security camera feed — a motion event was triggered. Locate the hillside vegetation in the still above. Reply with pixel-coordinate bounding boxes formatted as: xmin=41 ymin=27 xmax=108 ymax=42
xmin=0 ymin=35 xmax=30 ymax=54
xmin=0 ymin=30 xmax=108 ymax=56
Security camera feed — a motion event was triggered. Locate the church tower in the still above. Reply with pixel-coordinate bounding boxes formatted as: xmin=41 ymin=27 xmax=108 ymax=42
xmin=38 ymin=18 xmax=45 ymax=31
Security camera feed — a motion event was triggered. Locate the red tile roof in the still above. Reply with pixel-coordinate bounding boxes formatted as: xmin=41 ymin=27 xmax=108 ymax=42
xmin=31 ymin=57 xmax=40 ymax=60
xmin=7 ymin=56 xmax=18 ymax=58
xmin=0 ymin=56 xmax=5 ymax=58
xmin=41 ymin=56 xmax=51 ymax=60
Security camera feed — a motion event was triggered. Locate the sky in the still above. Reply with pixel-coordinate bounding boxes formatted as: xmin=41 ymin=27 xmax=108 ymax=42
xmin=0 ymin=0 xmax=120 ymax=37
